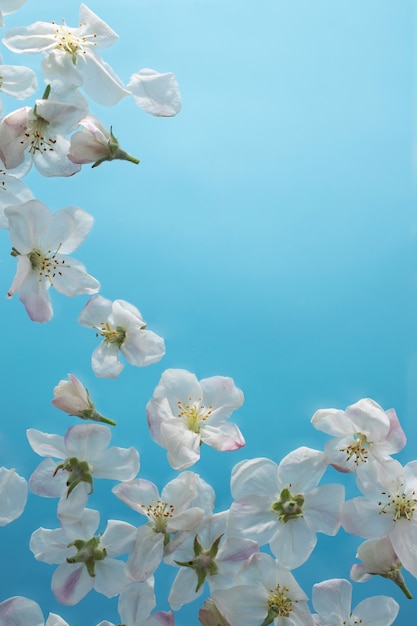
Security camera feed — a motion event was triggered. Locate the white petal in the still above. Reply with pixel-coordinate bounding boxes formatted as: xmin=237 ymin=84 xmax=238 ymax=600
xmin=0 ymin=597 xmax=44 ymax=626
xmin=52 ymin=562 xmax=94 ymax=605
xmin=77 ymin=50 xmax=129 ymax=106
xmin=121 ymin=328 xmax=165 ymax=367
xmin=91 ymin=341 xmax=124 ymax=378
xmin=128 ymin=69 xmax=181 ymax=117
xmin=26 ymin=428 xmax=66 ymax=458
xmin=3 ymin=22 xmax=57 ymax=53
xmin=127 ymin=526 xmax=164 ymax=581
xmin=0 ymin=467 xmax=27 ymax=525
xmin=78 ymin=294 xmax=112 ymax=327
xmin=0 ymin=64 xmax=37 ymax=99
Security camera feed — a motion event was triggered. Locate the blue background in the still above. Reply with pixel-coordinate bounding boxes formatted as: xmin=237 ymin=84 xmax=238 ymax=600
xmin=0 ymin=0 xmax=417 ymax=624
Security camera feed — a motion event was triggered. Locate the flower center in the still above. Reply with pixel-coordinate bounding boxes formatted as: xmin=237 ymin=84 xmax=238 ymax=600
xmin=140 ymin=499 xmax=175 ymax=534
xmin=53 ymin=20 xmax=97 ymax=61
xmin=378 ymin=486 xmax=417 ymax=521
xmin=96 ymin=322 xmax=126 ymax=347
xmin=28 ymin=245 xmax=69 ymax=284
xmin=271 ymin=487 xmax=304 ymax=523
xmin=26 ymin=114 xmax=56 ymax=155
xmin=177 ymin=397 xmax=213 ymax=433
xmin=261 ymin=585 xmax=296 ymax=625
xmin=339 ymin=432 xmax=369 ymax=465
xmin=66 ymin=535 xmax=106 ymax=577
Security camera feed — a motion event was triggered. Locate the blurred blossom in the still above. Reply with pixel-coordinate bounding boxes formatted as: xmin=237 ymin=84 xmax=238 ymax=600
xmin=127 ymin=69 xmax=181 ymax=117
xmin=3 ymin=3 xmax=129 ymax=105
xmin=0 ymin=467 xmax=28 ymax=526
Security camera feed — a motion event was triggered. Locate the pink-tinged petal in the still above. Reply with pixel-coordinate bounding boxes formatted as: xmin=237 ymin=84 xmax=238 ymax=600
xmin=52 ymin=562 xmax=93 ymax=605
xmin=30 ymin=527 xmax=70 ymax=564
xmin=230 ymin=458 xmax=279 ymax=500
xmin=169 ymin=567 xmax=203 ymax=610
xmin=64 ymin=423 xmax=111 ymax=460
xmin=112 ymin=478 xmax=160 ymax=515
xmin=153 ymin=369 xmax=202 ymax=415
xmin=3 ymin=22 xmax=57 ymax=53
xmin=43 ymin=205 xmax=94 ymax=254
xmin=201 ymin=422 xmax=245 ymax=451
xmin=78 ymin=51 xmax=129 ymax=106
xmin=121 ymin=328 xmax=165 ymax=367
xmin=341 ymin=497 xmax=393 ymax=538
xmin=93 ymin=445 xmax=139 ymax=480
xmin=0 ymin=467 xmax=27 ymax=525
xmin=0 ymin=597 xmax=44 ymax=626
xmin=379 ymin=408 xmax=406 ymax=454
xmin=143 ymin=612 xmax=174 ymax=626
xmin=0 ymin=106 xmax=30 ymax=169
xmin=26 ymin=428 xmax=66 ymax=458
xmin=278 ymin=447 xmax=326 ymax=492
xmin=312 ymin=578 xmax=352 ymax=621
xmin=52 ymin=374 xmax=90 ymax=415
xmin=270 ymin=516 xmax=317 ymax=568
xmin=51 ymin=256 xmax=99 ymax=297
xmin=95 ymin=559 xmax=131 ymax=597
xmin=118 ymin=579 xmax=156 ymax=625
xmin=101 ymin=520 xmax=136 ymax=557
xmin=200 ymin=376 xmax=244 ymax=413
xmin=127 ymin=526 xmax=165 ymax=582
xmin=159 ymin=419 xmax=201 ymax=469
xmin=228 ymin=496 xmax=277 ymax=546
xmin=6 ymin=255 xmax=31 ymax=298
xmin=78 ymin=294 xmax=113 ymax=327
xmin=199 ymin=599 xmax=231 ymax=626
xmin=353 ymin=596 xmax=399 ymax=625
xmin=91 ymin=341 xmax=124 ymax=378
xmin=6 ymin=199 xmax=50 ymax=253
xmin=146 ymin=397 xmax=172 ymax=446
xmin=127 ymin=68 xmax=181 ymax=117
xmin=304 ymin=483 xmax=345 ymax=535
xmin=17 ymin=270 xmax=53 ymax=322
xmin=29 ymin=458 xmax=66 ymax=497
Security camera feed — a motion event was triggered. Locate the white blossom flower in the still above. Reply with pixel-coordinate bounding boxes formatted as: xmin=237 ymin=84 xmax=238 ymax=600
xmin=68 ymin=115 xmax=140 ymax=168
xmin=168 ymin=511 xmax=258 ymax=610
xmin=6 ymin=199 xmax=99 ymax=322
xmin=227 ymin=448 xmax=345 ymax=569
xmin=97 ymin=578 xmax=174 ymax=626
xmin=113 ymin=471 xmax=215 ymax=582
xmin=147 ymin=369 xmax=245 ymax=470
xmin=0 ymin=466 xmax=27 ymax=526
xmin=350 ymin=536 xmax=412 ymax=599
xmin=78 ymin=295 xmax=165 ymax=378
xmin=3 ymin=4 xmax=129 ymax=105
xmin=27 ymin=423 xmax=139 ymax=522
xmin=52 ymin=373 xmax=116 ymax=425
xmin=0 ymin=86 xmax=86 ymax=176
xmin=212 ymin=553 xmax=313 ymax=626
xmin=311 ymin=578 xmax=399 ymax=626
xmin=342 ymin=458 xmax=417 ymax=578
xmin=311 ymin=398 xmax=406 ymax=482
xmin=30 ymin=508 xmax=136 ymax=605
xmin=127 ymin=69 xmax=181 ymax=117
xmin=0 ymin=596 xmax=69 ymax=626
xmin=0 ymin=0 xmax=27 ymax=27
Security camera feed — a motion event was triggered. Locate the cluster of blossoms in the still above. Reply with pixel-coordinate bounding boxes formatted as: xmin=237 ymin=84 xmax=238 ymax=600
xmin=0 ymin=2 xmax=413 ymax=626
